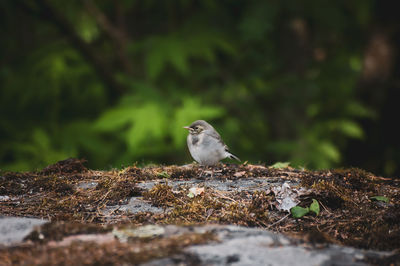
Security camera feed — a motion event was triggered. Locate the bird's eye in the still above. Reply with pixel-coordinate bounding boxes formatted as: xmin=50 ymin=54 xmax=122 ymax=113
xmin=194 ymin=126 xmax=199 ymax=130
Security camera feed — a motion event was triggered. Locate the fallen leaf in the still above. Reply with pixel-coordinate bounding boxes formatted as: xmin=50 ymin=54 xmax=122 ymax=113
xmin=234 ymin=171 xmax=246 ymax=178
xmin=272 ymin=182 xmax=307 ymax=212
xmin=188 ymin=187 xmax=205 ymax=197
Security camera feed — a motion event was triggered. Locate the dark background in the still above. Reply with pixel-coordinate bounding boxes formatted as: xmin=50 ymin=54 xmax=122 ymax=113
xmin=1 ymin=0 xmax=399 ymax=177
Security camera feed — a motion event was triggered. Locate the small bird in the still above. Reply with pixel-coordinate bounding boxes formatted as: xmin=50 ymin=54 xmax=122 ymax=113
xmin=184 ymin=120 xmax=240 ymax=165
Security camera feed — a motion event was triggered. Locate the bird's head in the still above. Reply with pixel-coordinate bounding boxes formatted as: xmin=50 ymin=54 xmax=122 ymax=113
xmin=183 ymin=120 xmax=211 ymax=135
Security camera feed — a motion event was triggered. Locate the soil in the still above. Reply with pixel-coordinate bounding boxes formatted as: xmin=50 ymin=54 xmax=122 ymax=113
xmin=0 ymin=158 xmax=399 ymax=265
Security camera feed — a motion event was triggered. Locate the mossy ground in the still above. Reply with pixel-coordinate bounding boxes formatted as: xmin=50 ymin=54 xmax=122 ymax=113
xmin=0 ymin=158 xmax=399 ymax=264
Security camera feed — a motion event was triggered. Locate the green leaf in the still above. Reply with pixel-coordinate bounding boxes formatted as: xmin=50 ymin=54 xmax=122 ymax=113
xmin=32 ymin=128 xmax=50 ymax=150
xmin=336 ymin=120 xmax=364 ymax=139
xmin=125 ymin=103 xmax=167 ymax=150
xmin=309 ymin=199 xmax=320 ymax=216
xmin=370 ymin=196 xmax=389 ymax=203
xmin=94 ymin=107 xmax=134 ymax=131
xmin=317 ymin=141 xmax=341 ymax=163
xmin=290 ymin=206 xmax=310 ymax=218
xmin=145 ymin=45 xmax=164 ymax=79
xmin=345 ymin=102 xmax=375 ymax=118
xmin=270 ymin=162 xmax=290 ymax=169
xmin=77 ymin=13 xmax=99 ymax=42
xmin=157 ymin=171 xmax=170 ymax=178
xmin=144 ymin=35 xmax=189 ymax=79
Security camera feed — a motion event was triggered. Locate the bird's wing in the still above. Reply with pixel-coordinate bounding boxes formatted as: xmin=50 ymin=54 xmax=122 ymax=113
xmin=205 ymin=130 xmax=224 ymax=145
xmin=205 ymin=129 xmax=231 ymax=151
xmin=205 ymin=129 xmax=240 ymax=161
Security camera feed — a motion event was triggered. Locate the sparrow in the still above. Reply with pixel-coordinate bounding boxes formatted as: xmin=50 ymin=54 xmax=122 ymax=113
xmin=183 ymin=120 xmax=240 ymax=165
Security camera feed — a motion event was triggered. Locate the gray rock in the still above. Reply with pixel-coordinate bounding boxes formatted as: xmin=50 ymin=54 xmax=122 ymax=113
xmin=136 ymin=177 xmax=299 ymax=193
xmin=0 ymin=196 xmax=10 ymax=201
xmin=119 ymin=197 xmax=168 ymax=214
xmin=0 ymin=217 xmax=48 ymax=246
xmin=185 ymin=226 xmax=389 ymax=266
xmin=77 ymin=181 xmax=98 ymax=189
xmin=100 ymin=197 xmax=168 ymax=217
xmin=141 ymin=225 xmax=391 ymax=266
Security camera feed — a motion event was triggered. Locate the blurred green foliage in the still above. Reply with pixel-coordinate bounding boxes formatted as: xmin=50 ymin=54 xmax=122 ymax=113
xmin=0 ymin=0 xmax=383 ymax=172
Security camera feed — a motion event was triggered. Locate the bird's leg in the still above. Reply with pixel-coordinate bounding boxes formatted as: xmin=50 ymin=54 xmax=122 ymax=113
xmin=201 ymin=165 xmax=215 ymax=180
xmin=209 ymin=165 xmax=214 ymax=179
xmin=198 ymin=165 xmax=205 ymax=178
xmin=198 ymin=165 xmax=213 ymax=179
xmin=198 ymin=165 xmax=209 ymax=189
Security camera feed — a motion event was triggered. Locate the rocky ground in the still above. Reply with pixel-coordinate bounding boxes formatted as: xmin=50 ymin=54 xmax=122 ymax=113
xmin=0 ymin=158 xmax=399 ymax=265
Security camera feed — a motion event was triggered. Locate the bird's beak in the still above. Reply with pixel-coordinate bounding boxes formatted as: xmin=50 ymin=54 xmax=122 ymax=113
xmin=183 ymin=126 xmax=190 ymax=130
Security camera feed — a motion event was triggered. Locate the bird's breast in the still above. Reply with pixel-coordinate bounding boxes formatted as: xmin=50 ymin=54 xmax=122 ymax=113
xmin=187 ymin=133 xmax=226 ymax=165
xmin=191 ymin=135 xmax=199 ymax=146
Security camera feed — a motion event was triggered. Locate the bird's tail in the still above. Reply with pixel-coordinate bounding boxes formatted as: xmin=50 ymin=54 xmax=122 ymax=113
xmin=228 ymin=152 xmax=241 ymax=162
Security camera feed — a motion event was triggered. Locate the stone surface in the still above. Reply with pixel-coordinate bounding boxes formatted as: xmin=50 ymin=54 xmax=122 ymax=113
xmin=144 ymin=225 xmax=391 ymax=266
xmin=77 ymin=181 xmax=98 ymax=190
xmin=0 ymin=219 xmax=393 ymax=265
xmin=0 ymin=196 xmax=10 ymax=201
xmin=119 ymin=197 xmax=168 ymax=214
xmin=100 ymin=197 xmax=168 ymax=220
xmin=136 ymin=177 xmax=299 ymax=193
xmin=0 ymin=217 xmax=48 ymax=246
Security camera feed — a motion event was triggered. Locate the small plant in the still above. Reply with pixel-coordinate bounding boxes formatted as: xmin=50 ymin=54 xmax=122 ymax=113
xmin=157 ymin=171 xmax=170 ymax=178
xmin=290 ymin=199 xmax=320 ymax=218
xmin=370 ymin=196 xmax=389 ymax=203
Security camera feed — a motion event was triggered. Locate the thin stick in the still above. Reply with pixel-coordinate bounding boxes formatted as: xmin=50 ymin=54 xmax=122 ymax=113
xmin=267 ymin=213 xmax=290 ymax=228
xmin=319 ymin=200 xmax=332 ymax=215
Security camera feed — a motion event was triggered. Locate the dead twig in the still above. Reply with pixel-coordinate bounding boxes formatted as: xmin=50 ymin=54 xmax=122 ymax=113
xmin=267 ymin=213 xmax=290 ymax=229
